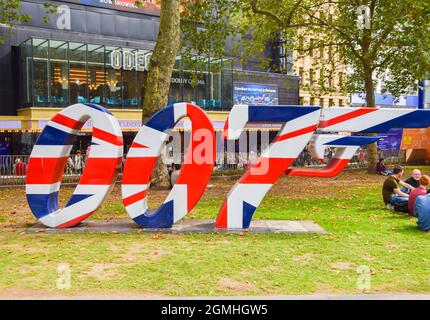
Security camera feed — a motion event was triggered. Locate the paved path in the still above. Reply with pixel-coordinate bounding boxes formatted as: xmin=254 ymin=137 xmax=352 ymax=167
xmin=25 ymin=219 xmax=328 ymax=235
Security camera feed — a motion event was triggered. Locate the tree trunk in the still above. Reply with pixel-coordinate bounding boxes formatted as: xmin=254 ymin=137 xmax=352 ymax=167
xmin=143 ymin=0 xmax=181 ymax=188
xmin=363 ymin=61 xmax=378 ymax=174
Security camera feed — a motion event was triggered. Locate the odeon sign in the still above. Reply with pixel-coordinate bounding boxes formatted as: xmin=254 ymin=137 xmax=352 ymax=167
xmin=25 ymin=103 xmax=430 ymax=230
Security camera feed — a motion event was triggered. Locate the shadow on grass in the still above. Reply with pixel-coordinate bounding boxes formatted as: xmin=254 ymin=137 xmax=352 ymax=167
xmin=393 ymin=224 xmax=425 ymax=236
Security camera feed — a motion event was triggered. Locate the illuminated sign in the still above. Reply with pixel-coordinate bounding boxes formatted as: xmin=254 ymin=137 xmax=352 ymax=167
xmin=110 ymin=50 xmax=152 ymax=71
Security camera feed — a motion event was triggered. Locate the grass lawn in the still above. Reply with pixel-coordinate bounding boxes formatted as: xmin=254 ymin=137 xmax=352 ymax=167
xmin=0 ymin=167 xmax=429 ymax=298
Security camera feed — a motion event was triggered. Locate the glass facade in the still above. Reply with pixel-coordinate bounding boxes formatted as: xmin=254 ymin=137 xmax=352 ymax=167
xmin=20 ymin=38 xmax=233 ymax=110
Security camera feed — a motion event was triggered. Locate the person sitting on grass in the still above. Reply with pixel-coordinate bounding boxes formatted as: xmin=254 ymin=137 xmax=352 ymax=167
xmin=376 ymin=158 xmax=392 ymax=176
xmin=404 ymin=169 xmax=422 ymax=189
xmin=408 ymin=175 xmax=430 ymax=216
xmin=382 ymin=166 xmax=414 ymax=213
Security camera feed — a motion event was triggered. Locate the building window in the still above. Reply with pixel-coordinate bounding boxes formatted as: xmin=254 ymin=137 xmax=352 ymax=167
xmin=309 ymin=38 xmax=315 ymax=57
xmin=309 ymin=68 xmax=315 ymax=86
xmin=310 ymin=97 xmax=315 ymax=106
xmin=339 ymin=99 xmax=344 ymax=107
xmin=299 ymin=67 xmax=304 ymax=84
xmin=338 ymin=72 xmax=344 ymax=87
xmin=329 ymin=98 xmax=334 ymax=107
xmin=328 ymin=75 xmax=333 ymax=88
xmin=320 ymin=98 xmax=325 ymax=108
xmin=20 ymin=38 xmax=233 ymax=111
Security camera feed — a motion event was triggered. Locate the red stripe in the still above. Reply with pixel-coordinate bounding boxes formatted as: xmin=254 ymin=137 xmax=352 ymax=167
xmin=286 ymin=158 xmax=350 ymax=178
xmin=123 ymin=190 xmax=148 ymax=207
xmin=93 ymin=127 xmax=123 ymax=146
xmin=131 ymin=141 xmax=149 ymax=148
xmin=240 ymin=157 xmax=295 ymax=184
xmin=222 ymin=119 xmax=229 ymax=141
xmin=57 ymin=212 xmax=93 ymax=228
xmin=79 ymin=157 xmax=122 ymax=185
xmin=273 ymin=125 xmax=317 ymax=143
xmin=52 ymin=113 xmax=84 ymax=130
xmin=215 ymin=201 xmax=228 ymax=229
xmin=319 ymin=108 xmax=377 ymax=128
xmin=26 ymin=157 xmax=68 ymax=184
xmin=122 ymin=157 xmax=158 ymax=184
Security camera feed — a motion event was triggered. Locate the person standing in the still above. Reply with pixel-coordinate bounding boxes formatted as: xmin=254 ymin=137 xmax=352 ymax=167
xmin=74 ymin=150 xmax=84 ymax=175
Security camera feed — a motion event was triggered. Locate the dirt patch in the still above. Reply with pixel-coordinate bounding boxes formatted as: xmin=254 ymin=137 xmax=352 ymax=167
xmin=120 ymin=243 xmax=168 ymax=262
xmin=84 ymin=263 xmax=120 ymax=280
xmin=331 ymin=262 xmax=353 ymax=270
xmin=219 ymin=277 xmax=257 ymax=294
xmin=292 ymin=253 xmax=316 ymax=263
xmin=0 ymin=287 xmax=160 ymax=299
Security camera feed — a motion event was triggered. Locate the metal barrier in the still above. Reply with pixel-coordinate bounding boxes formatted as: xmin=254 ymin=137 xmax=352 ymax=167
xmin=0 ymin=154 xmax=125 ymax=187
xmin=0 ymin=150 xmax=404 ymax=187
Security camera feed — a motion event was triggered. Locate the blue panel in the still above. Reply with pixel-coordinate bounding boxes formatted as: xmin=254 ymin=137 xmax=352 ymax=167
xmin=133 ymin=200 xmax=174 ymax=229
xmin=361 ymin=110 xmax=430 ymax=133
xmin=36 ymin=126 xmax=76 ymax=146
xmin=66 ymin=194 xmax=93 ymax=207
xmin=407 ymin=95 xmax=419 ymax=107
xmin=27 ymin=192 xmax=59 ymax=219
xmin=144 ymin=105 xmax=175 ymax=132
xmin=242 ymin=201 xmax=257 ymax=229
xmin=84 ymin=103 xmax=113 ymax=115
xmin=248 ymin=106 xmax=320 ymax=123
xmin=325 ymin=136 xmax=380 ymax=146
xmin=375 ymin=93 xmax=394 ymax=105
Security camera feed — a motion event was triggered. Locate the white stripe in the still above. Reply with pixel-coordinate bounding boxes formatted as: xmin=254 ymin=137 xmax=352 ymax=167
xmin=73 ymin=184 xmax=112 ymax=195
xmin=127 ymin=125 xmax=168 ymax=158
xmin=26 ymin=182 xmax=61 ymax=194
xmin=121 ymin=184 xmax=149 ymax=199
xmin=174 ymin=103 xmax=187 ymax=122
xmin=318 ymin=107 xmax=414 ymax=132
xmin=47 ymin=121 xmax=80 ymax=135
xmin=164 ymin=184 xmax=188 ymax=222
xmin=227 ymin=183 xmax=272 ymax=229
xmin=261 ymin=133 xmax=314 ymax=158
xmin=333 ymin=147 xmax=359 ymax=160
xmin=39 ymin=185 xmax=112 ymax=227
xmin=126 ymin=199 xmax=149 ymax=219
xmin=278 ymin=109 xmax=320 ymax=136
xmin=87 ymin=140 xmax=123 ymax=158
xmin=30 ymin=145 xmax=72 ymax=158
xmin=226 ymin=105 xmax=249 ymax=140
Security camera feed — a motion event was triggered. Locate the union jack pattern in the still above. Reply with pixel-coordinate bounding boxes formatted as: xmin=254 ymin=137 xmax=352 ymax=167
xmin=215 ymin=105 xmax=321 ymax=230
xmin=216 ymin=105 xmax=430 ymax=230
xmin=121 ymin=103 xmax=215 ymax=228
xmin=25 ymin=103 xmax=123 ymax=228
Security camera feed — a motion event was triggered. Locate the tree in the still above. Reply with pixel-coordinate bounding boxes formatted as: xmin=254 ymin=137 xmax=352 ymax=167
xmin=0 ymin=1 xmax=57 ymax=44
xmin=211 ymin=0 xmax=430 ymax=173
xmin=141 ymin=0 xmax=181 ymax=188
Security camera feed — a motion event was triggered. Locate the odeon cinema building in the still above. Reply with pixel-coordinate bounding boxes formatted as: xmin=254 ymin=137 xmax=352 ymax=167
xmin=0 ymin=0 xmax=300 ymax=157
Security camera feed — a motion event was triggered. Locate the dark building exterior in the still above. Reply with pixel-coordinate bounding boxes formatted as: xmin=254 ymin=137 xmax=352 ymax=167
xmin=0 ymin=0 xmax=299 ymax=155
